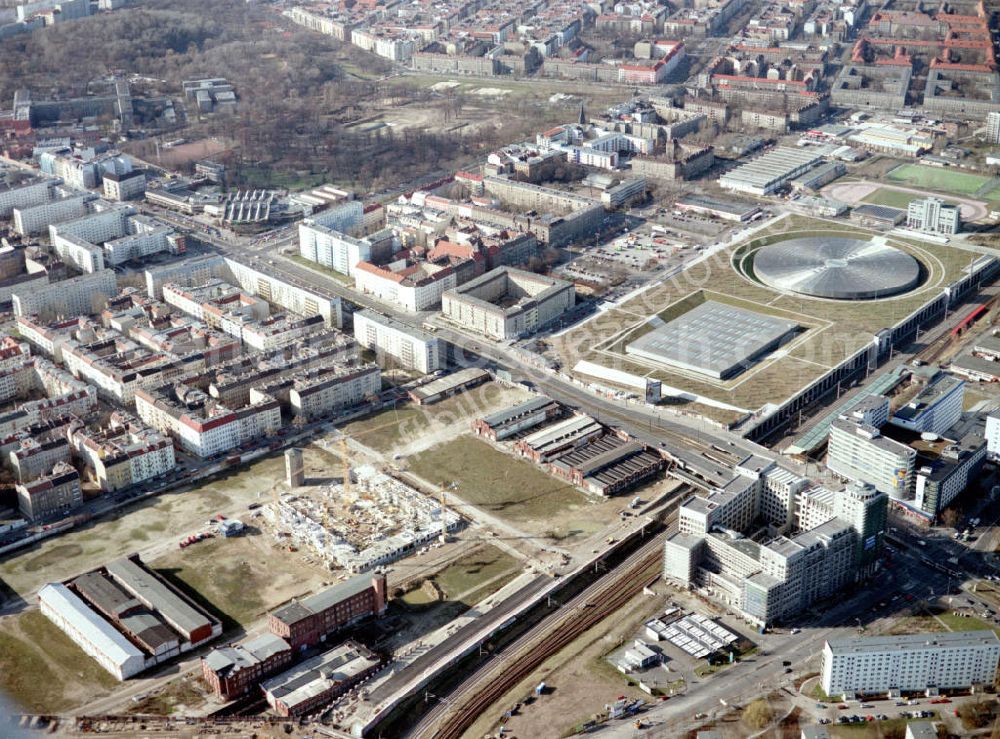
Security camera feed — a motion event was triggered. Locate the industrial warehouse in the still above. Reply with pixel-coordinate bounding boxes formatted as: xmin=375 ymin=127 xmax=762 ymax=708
xmin=718 ymin=147 xmax=825 ymax=196
xmin=38 ymin=555 xmax=222 ymax=680
xmin=475 ymin=399 xmax=668 ymax=496
xmin=261 ymin=640 xmax=381 ymax=717
xmin=267 ymin=572 xmax=388 ymax=651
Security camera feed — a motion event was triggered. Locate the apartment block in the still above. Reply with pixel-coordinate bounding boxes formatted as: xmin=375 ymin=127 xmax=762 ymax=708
xmin=15 ymin=461 xmax=81 ymax=520
xmin=0 ymin=178 xmax=61 ymax=218
xmin=353 ymin=309 xmax=442 ymax=373
xmin=13 ymin=191 xmax=96 ymax=236
xmin=822 ymin=631 xmax=1000 ymax=696
xmin=145 ymin=256 xmax=342 ymax=328
xmin=286 ymin=364 xmax=381 ymax=420
xmin=70 ymin=413 xmax=175 ymax=492
xmin=135 ymin=380 xmax=281 ymax=458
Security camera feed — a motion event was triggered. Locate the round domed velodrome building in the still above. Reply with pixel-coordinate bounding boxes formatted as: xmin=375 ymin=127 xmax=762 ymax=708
xmin=752 ymin=236 xmax=921 ymax=300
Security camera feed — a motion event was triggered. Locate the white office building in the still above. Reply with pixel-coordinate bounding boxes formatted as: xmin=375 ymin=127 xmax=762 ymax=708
xmin=889 ymin=374 xmax=964 ymax=436
xmin=822 ymin=631 xmax=1000 ymax=697
xmin=986 ymin=413 xmax=1000 ymax=459
xmin=906 ymin=197 xmax=960 ymax=236
xmin=353 ymin=309 xmax=442 ymax=373
xmin=827 ymin=416 xmax=916 ymax=501
xmin=665 ymin=456 xmax=888 ymax=627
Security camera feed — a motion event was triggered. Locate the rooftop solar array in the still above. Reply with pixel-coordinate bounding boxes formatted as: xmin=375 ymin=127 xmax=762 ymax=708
xmin=653 ymin=613 xmax=740 ymax=659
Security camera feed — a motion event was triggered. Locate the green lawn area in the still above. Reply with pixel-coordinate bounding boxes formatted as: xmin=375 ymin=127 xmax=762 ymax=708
xmin=341 ymin=404 xmax=425 ymax=452
xmin=408 ymin=436 xmax=591 ymax=527
xmin=881 ymin=607 xmax=1000 ymax=639
xmin=936 ymin=611 xmax=1000 ymax=636
xmin=400 ymin=544 xmax=520 ymax=609
xmin=0 ymin=609 xmax=117 ymax=712
xmin=287 ymin=255 xmax=354 ymax=285
xmin=886 ymin=164 xmax=991 ymax=196
xmin=861 ymin=187 xmax=959 ymax=210
xmin=340 ymin=383 xmax=531 ymax=453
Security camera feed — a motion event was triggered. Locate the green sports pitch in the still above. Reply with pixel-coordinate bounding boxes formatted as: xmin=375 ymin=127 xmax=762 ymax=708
xmin=885 ymin=163 xmax=994 ymax=196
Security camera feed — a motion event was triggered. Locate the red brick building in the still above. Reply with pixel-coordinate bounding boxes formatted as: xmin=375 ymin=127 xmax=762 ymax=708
xmin=201 ymin=633 xmax=293 ymax=700
xmin=268 ymin=572 xmax=387 ymax=651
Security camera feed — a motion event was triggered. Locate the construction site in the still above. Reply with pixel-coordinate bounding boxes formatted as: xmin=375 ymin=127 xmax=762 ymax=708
xmin=262 ymin=450 xmax=462 ymax=573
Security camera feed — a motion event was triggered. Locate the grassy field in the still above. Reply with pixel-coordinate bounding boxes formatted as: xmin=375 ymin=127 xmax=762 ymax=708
xmin=150 ymin=532 xmax=331 ymax=628
xmin=408 ymin=436 xmax=592 ymax=533
xmin=936 ymin=611 xmax=1000 ymax=636
xmin=340 ymin=382 xmax=532 ymax=453
xmin=287 ymin=254 xmax=353 ymax=285
xmin=886 ymin=164 xmax=991 ymax=196
xmin=861 ymin=187 xmax=960 ymax=210
xmin=0 ymin=609 xmax=118 ymax=712
xmin=0 ymin=453 xmax=293 ymax=602
xmin=880 ymin=606 xmax=1000 ymax=638
xmin=400 ymin=544 xmax=520 ymax=609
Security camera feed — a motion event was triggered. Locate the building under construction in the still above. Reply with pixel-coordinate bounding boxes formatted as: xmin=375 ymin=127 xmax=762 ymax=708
xmin=262 ymin=464 xmax=461 ymax=572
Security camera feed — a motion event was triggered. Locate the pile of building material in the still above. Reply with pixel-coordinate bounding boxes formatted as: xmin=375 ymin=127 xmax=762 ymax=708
xmin=262 ymin=464 xmax=461 ymax=572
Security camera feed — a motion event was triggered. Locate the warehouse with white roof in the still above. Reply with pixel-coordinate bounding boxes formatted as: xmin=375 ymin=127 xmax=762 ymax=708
xmin=718 ymin=147 xmax=825 ymax=196
xmin=39 ymin=582 xmax=147 ymax=680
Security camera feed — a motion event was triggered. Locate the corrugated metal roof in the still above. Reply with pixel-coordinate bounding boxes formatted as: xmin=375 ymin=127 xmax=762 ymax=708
xmin=39 ymin=583 xmax=145 ymax=668
xmin=106 ymin=557 xmax=210 ymax=639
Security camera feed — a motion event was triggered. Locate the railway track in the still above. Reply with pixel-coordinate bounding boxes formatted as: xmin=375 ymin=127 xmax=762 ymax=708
xmin=407 ymin=533 xmax=665 ymax=739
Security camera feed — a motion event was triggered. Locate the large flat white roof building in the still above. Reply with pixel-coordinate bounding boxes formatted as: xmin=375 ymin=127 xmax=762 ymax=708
xmin=822 ymin=630 xmax=1000 ymax=697
xmin=39 ymin=582 xmax=147 ymax=680
xmin=718 ymin=147 xmax=824 ymax=196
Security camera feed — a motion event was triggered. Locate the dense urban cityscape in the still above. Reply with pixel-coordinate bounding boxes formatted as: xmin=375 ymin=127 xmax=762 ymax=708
xmin=2 ymin=0 xmax=1000 ymax=737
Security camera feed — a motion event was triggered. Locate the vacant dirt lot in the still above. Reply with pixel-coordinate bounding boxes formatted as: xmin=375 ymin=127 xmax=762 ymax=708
xmin=0 ymin=452 xmax=291 ymax=603
xmin=406 ymin=435 xmax=620 ymax=541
